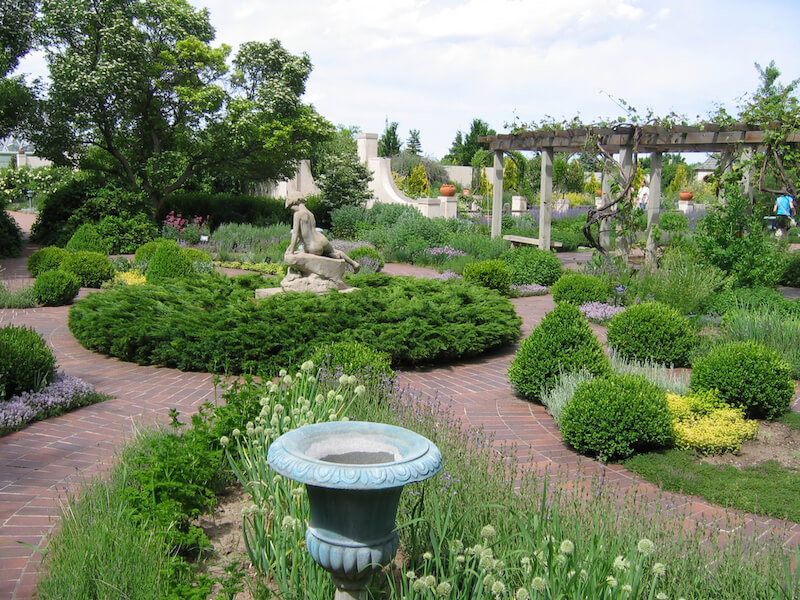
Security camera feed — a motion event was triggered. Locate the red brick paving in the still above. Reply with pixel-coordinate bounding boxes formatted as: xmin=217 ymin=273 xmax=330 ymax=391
xmin=1 ymin=218 xmax=798 ymax=599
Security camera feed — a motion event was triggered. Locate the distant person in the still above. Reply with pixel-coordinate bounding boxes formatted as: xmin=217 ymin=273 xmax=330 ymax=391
xmin=774 ymin=193 xmax=796 ymax=236
xmin=636 ymin=183 xmax=649 ymax=211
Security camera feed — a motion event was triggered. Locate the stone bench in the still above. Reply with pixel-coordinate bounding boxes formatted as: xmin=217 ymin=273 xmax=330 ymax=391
xmin=502 ymin=235 xmax=563 ymax=249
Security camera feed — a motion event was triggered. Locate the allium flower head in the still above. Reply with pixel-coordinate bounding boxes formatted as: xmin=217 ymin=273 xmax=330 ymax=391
xmin=531 ymin=576 xmax=547 ymax=592
xmin=559 ymin=539 xmax=575 ymax=555
xmin=637 ymin=538 xmax=655 ymax=555
xmin=481 ymin=524 xmax=497 ymax=540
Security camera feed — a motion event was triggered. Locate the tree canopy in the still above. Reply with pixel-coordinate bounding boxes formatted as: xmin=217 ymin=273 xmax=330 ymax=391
xmin=0 ymin=0 xmax=37 ymax=138
xmin=443 ymin=118 xmax=496 ymax=166
xmin=29 ymin=0 xmax=330 ymax=212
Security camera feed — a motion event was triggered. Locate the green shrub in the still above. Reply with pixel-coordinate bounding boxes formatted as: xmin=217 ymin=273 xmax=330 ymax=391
xmin=66 ymin=223 xmax=108 ymax=253
xmin=146 ymin=243 xmax=194 ymax=282
xmin=307 ymin=340 xmax=394 ymax=383
xmin=0 ymin=210 xmax=23 ymax=258
xmin=690 ymin=341 xmax=794 ymax=420
xmin=330 ymin=204 xmax=368 ymax=239
xmin=551 ymin=272 xmax=609 ymax=305
xmin=641 ymin=248 xmax=728 ymax=315
xmin=509 ymin=302 xmax=611 ymax=401
xmin=27 ymin=246 xmax=70 ymax=277
xmin=705 ymin=285 xmax=800 ymax=318
xmin=463 ymin=259 xmax=511 ymax=294
xmin=606 ymin=302 xmax=696 ymax=366
xmin=68 ymin=273 xmax=521 ymax=375
xmin=780 ymin=252 xmax=800 ymax=288
xmin=33 ymin=270 xmax=81 ymax=306
xmin=181 ymin=247 xmax=213 ymax=264
xmin=347 ymin=246 xmax=383 ymax=272
xmin=97 ymin=214 xmax=158 ymax=254
xmin=560 ymin=374 xmax=674 ymax=461
xmin=159 ymin=192 xmax=289 ymax=229
xmin=658 ymin=211 xmax=689 ymax=233
xmin=60 ymin=251 xmax=115 ymax=288
xmin=0 ymin=325 xmax=56 ymax=399
xmin=500 ymin=246 xmax=563 ymax=286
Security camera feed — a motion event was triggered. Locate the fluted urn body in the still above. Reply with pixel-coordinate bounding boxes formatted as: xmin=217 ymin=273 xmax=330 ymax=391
xmin=267 ymin=421 xmax=442 ymax=592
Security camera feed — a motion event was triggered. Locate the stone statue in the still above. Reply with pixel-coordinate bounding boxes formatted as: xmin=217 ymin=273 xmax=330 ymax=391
xmin=281 ymin=197 xmax=359 ymax=293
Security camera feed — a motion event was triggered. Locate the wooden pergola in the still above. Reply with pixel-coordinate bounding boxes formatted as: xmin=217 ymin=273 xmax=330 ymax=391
xmin=480 ymin=124 xmax=800 ymax=262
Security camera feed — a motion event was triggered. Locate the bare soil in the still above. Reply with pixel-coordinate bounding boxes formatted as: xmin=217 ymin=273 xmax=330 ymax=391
xmin=701 ymin=421 xmax=800 ymax=470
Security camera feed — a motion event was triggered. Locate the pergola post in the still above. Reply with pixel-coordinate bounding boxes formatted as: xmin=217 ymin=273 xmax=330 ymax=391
xmin=616 ymin=146 xmax=634 ymax=256
xmin=491 ymin=150 xmax=504 ymax=238
xmin=742 ymin=148 xmax=755 ymax=204
xmin=646 ymin=152 xmax=662 ymax=267
xmin=599 ymin=160 xmax=612 ymax=251
xmin=539 ymin=148 xmax=553 ymax=250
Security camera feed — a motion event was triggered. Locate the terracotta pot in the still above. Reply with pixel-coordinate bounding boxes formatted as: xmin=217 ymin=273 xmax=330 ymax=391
xmin=439 ymin=184 xmax=456 ymax=197
xmin=595 ymin=189 xmax=602 ymax=197
xmin=679 ymin=191 xmax=693 ymax=201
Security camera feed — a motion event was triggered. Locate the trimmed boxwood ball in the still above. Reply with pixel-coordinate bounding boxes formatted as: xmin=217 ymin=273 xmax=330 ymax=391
xmin=509 ymin=302 xmax=611 ymax=401
xmin=60 ymin=251 xmax=115 ymax=288
xmin=560 ymin=373 xmax=674 ymax=461
xmin=606 ymin=301 xmax=696 ymax=366
xmin=146 ymin=242 xmax=194 ymax=282
xmin=27 ymin=246 xmax=70 ymax=277
xmin=500 ymin=246 xmax=562 ymax=286
xmin=134 ymin=239 xmax=173 ymax=264
xmin=690 ymin=341 xmax=794 ymax=420
xmin=0 ymin=325 xmax=56 ymax=399
xmin=463 ymin=259 xmax=511 ymax=295
xmin=33 ymin=270 xmax=81 ymax=306
xmin=551 ymin=272 xmax=609 ymax=305
xmin=66 ymin=223 xmax=108 ymax=253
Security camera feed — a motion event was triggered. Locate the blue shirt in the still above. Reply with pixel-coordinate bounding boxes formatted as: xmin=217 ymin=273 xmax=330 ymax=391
xmin=777 ymin=195 xmax=794 ymax=216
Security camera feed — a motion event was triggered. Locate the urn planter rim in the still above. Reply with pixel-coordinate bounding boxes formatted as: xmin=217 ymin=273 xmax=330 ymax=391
xmin=267 ymin=421 xmax=442 ymax=489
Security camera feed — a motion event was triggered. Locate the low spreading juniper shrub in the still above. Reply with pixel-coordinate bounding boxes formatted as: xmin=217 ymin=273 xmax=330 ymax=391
xmin=560 ymin=374 xmax=674 ymax=461
xmin=65 ymin=223 xmax=108 ymax=253
xmin=508 ymin=302 xmax=610 ymax=401
xmin=462 ymin=259 xmax=512 ymax=295
xmin=690 ymin=341 xmax=794 ymax=420
xmin=68 ymin=272 xmax=521 ymax=375
xmin=500 ymin=246 xmax=563 ymax=286
xmin=0 ymin=325 xmax=56 ymax=399
xmin=606 ymin=302 xmax=696 ymax=366
xmin=551 ymin=272 xmax=609 ymax=305
xmin=27 ymin=246 xmax=70 ymax=277
xmin=33 ymin=270 xmax=81 ymax=306
xmin=60 ymin=251 xmax=115 ymax=288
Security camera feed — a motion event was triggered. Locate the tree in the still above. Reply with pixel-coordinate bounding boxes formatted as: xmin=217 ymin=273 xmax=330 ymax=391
xmin=407 ymin=129 xmax=421 ymax=155
xmin=378 ymin=120 xmax=402 ymax=156
xmin=443 ymin=118 xmax=495 ymax=165
xmin=313 ymin=125 xmax=372 ymax=214
xmin=31 ymin=0 xmax=330 ymax=213
xmin=0 ymin=0 xmax=37 ymax=138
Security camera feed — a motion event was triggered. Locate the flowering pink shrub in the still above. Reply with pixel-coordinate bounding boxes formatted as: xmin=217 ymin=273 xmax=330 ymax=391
xmin=161 ymin=211 xmax=210 ymax=244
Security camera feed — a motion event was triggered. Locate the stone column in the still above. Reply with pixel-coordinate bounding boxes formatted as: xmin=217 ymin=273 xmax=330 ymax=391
xmin=539 ymin=148 xmax=553 ymax=250
xmin=491 ymin=150 xmax=504 ymax=238
xmin=357 ymin=133 xmax=378 ymax=164
xmin=645 ymin=152 xmax=662 ymax=267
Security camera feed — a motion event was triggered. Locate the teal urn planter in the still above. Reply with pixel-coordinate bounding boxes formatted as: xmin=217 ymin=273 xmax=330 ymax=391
xmin=267 ymin=421 xmax=442 ymax=595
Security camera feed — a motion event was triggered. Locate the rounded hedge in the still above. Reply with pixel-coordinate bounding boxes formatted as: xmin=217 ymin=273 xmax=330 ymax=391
xmin=0 ymin=325 xmax=56 ymax=399
xmin=551 ymin=273 xmax=609 ymax=305
xmin=509 ymin=302 xmax=611 ymax=401
xmin=135 ymin=239 xmax=173 ymax=264
xmin=27 ymin=246 xmax=70 ymax=277
xmin=68 ymin=272 xmax=522 ymax=375
xmin=348 ymin=246 xmax=384 ymax=273
xmin=690 ymin=341 xmax=794 ymax=420
xmin=307 ymin=340 xmax=394 ymax=383
xmin=33 ymin=270 xmax=81 ymax=306
xmin=146 ymin=243 xmax=194 ymax=282
xmin=66 ymin=223 xmax=108 ymax=253
xmin=606 ymin=301 xmax=696 ymax=366
xmin=463 ymin=259 xmax=511 ymax=295
xmin=60 ymin=251 xmax=115 ymax=288
xmin=500 ymin=246 xmax=563 ymax=286
xmin=560 ymin=373 xmax=674 ymax=461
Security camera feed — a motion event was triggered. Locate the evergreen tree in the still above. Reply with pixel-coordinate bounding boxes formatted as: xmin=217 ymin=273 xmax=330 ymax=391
xmin=443 ymin=118 xmax=495 ymax=165
xmin=407 ymin=129 xmax=421 ymax=155
xmin=378 ymin=120 xmax=402 ymax=156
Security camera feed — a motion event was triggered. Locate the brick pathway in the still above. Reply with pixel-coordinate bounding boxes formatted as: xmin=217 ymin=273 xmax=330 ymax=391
xmin=1 ymin=214 xmax=798 ymax=599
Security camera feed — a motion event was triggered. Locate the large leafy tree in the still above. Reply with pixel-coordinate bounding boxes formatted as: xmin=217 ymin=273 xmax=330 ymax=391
xmin=31 ymin=0 xmax=330 ymax=212
xmin=443 ymin=118 xmax=495 ymax=166
xmin=0 ymin=0 xmax=37 ymax=138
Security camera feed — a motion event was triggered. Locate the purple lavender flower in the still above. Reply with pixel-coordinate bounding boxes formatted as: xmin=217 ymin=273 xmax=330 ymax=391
xmin=424 ymin=246 xmax=467 ymax=258
xmin=579 ymin=302 xmax=626 ymax=323
xmin=435 ymin=270 xmax=462 ymax=281
xmin=511 ymin=284 xmax=549 ymax=297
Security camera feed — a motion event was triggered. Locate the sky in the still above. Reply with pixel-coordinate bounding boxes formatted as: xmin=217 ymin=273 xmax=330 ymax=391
xmin=16 ymin=0 xmax=800 ymax=161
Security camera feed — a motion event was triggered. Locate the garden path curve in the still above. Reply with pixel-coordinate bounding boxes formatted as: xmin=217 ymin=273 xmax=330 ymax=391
xmin=0 ymin=219 xmax=798 ymax=599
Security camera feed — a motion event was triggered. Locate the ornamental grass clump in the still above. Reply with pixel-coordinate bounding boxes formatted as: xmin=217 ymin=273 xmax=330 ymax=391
xmin=560 ymin=373 xmax=674 ymax=461
xmin=509 ymin=302 xmax=610 ymax=401
xmin=666 ymin=390 xmax=758 ymax=455
xmin=606 ymin=301 xmax=696 ymax=367
xmin=690 ymin=341 xmax=794 ymax=420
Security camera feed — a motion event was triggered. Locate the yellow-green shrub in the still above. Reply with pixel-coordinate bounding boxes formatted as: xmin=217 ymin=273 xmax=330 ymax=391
xmin=103 ymin=271 xmax=147 ymax=288
xmin=666 ymin=391 xmax=759 ymax=455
